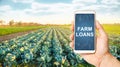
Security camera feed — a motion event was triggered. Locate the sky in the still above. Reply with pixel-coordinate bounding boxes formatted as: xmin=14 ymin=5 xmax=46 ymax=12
xmin=0 ymin=0 xmax=120 ymax=24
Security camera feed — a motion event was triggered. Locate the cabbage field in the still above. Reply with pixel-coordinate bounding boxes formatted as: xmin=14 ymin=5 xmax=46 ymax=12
xmin=0 ymin=26 xmax=94 ymax=67
xmin=0 ymin=26 xmax=120 ymax=67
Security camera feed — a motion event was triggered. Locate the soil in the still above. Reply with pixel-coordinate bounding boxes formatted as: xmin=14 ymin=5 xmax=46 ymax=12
xmin=0 ymin=30 xmax=36 ymax=42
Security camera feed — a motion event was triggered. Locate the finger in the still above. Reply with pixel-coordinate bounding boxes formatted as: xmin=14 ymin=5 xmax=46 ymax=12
xmin=70 ymin=41 xmax=74 ymax=49
xmin=70 ymin=33 xmax=74 ymax=41
xmin=71 ymin=21 xmax=74 ymax=32
xmin=96 ymin=21 xmax=107 ymax=37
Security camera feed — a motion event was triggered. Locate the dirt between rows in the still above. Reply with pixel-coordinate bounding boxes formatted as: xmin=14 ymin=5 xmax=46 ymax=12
xmin=0 ymin=30 xmax=36 ymax=42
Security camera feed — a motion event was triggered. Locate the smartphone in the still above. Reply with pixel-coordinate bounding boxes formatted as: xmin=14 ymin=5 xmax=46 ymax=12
xmin=74 ymin=10 xmax=95 ymax=53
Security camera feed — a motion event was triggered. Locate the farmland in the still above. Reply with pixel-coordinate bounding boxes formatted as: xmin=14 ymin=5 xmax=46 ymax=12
xmin=0 ymin=26 xmax=46 ymax=36
xmin=103 ymin=24 xmax=120 ymax=35
xmin=0 ymin=26 xmax=94 ymax=67
xmin=0 ymin=24 xmax=120 ymax=67
xmin=103 ymin=24 xmax=120 ymax=48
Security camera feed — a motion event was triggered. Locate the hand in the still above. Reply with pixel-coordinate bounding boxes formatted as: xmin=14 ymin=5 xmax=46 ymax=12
xmin=70 ymin=21 xmax=109 ymax=67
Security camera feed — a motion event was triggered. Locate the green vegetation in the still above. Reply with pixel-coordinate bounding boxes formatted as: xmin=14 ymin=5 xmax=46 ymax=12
xmin=103 ymin=24 xmax=120 ymax=35
xmin=0 ymin=24 xmax=120 ymax=36
xmin=0 ymin=26 xmax=93 ymax=67
xmin=0 ymin=26 xmax=46 ymax=36
xmin=0 ymin=24 xmax=120 ymax=67
xmin=102 ymin=24 xmax=120 ymax=48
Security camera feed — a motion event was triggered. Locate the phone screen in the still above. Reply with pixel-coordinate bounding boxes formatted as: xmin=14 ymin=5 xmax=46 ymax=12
xmin=75 ymin=13 xmax=95 ymax=50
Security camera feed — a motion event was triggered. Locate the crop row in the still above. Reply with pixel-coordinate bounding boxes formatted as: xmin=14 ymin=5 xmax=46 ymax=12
xmin=1 ymin=26 xmax=119 ymax=67
xmin=0 ymin=27 xmax=94 ymax=67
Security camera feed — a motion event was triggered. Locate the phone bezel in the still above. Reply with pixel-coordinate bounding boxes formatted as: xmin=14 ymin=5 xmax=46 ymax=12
xmin=74 ymin=10 xmax=96 ymax=53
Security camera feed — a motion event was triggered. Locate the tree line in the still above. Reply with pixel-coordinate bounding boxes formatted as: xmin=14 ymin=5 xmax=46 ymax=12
xmin=0 ymin=20 xmax=41 ymax=26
